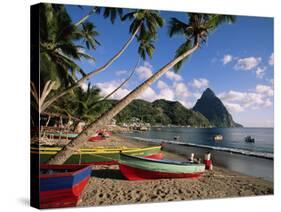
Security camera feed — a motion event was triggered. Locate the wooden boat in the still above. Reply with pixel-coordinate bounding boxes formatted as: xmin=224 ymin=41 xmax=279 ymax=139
xmin=31 ymin=146 xmax=162 ymax=165
xmin=119 ymin=153 xmax=205 ymax=180
xmin=88 ymin=135 xmax=105 ymax=142
xmin=212 ymin=134 xmax=223 ymax=141
xmin=43 ymin=132 xmax=78 ymax=139
xmin=43 ymin=129 xmax=112 ymax=141
xmin=39 ymin=164 xmax=92 ymax=208
xmin=245 ymin=136 xmax=255 ymax=143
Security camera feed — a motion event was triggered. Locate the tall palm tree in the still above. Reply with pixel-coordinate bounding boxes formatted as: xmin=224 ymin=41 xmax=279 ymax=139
xmin=47 ymin=13 xmax=235 ymax=165
xmin=41 ymin=9 xmax=164 ymax=112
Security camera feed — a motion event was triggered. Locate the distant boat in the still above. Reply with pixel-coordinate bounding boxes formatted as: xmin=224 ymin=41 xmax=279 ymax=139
xmin=119 ymin=153 xmax=205 ymax=180
xmin=245 ymin=136 xmax=255 ymax=143
xmin=174 ymin=136 xmax=180 ymax=140
xmin=213 ymin=134 xmax=223 ymax=141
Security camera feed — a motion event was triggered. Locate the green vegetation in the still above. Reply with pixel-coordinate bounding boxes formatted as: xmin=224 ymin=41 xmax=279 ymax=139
xmin=95 ymin=99 xmax=211 ymax=127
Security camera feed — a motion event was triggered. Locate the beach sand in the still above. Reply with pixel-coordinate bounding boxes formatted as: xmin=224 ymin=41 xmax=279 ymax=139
xmin=77 ymin=135 xmax=273 ymax=207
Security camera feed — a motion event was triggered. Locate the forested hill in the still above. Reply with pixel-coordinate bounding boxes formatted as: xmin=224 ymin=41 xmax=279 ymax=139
xmin=100 ymin=99 xmax=211 ymax=127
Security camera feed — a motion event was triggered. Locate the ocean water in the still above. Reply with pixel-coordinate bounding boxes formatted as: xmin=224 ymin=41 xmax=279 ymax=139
xmin=122 ymin=127 xmax=274 ymax=181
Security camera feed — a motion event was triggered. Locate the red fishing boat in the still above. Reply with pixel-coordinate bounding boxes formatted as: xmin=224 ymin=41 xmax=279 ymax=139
xmin=88 ymin=129 xmax=112 ymax=142
xmin=39 ymin=165 xmax=92 ymax=208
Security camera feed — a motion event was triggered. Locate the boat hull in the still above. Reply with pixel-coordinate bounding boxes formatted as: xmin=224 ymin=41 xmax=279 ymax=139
xmin=120 ymin=164 xmax=204 ymax=180
xmin=39 ymin=165 xmax=91 ymax=208
xmin=119 ymin=153 xmax=205 ymax=180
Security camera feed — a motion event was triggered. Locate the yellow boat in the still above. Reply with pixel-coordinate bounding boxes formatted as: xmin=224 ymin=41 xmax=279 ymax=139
xmin=31 ymin=146 xmax=162 ymax=165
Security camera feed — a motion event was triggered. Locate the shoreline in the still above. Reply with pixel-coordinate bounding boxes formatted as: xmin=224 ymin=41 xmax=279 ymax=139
xmin=123 ymin=135 xmax=273 ymax=160
xmin=119 ymin=134 xmax=273 ymax=182
xmin=78 ymin=134 xmax=273 ymax=207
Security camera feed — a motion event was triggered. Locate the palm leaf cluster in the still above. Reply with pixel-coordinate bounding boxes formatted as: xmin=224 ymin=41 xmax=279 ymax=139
xmin=168 ymin=13 xmax=236 ymax=71
xmin=122 ymin=9 xmax=164 ymax=60
xmin=48 ymin=85 xmax=103 ymax=123
xmin=40 ymin=3 xmax=99 ymax=89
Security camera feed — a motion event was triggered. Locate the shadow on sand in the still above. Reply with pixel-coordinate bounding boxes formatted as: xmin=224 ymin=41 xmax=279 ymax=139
xmin=90 ymin=169 xmax=125 ymax=180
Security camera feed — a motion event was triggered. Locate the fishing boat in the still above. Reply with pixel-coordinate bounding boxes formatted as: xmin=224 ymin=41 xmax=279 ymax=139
xmin=245 ymin=136 xmax=255 ymax=143
xmin=87 ymin=135 xmax=105 ymax=142
xmin=39 ymin=164 xmax=92 ymax=208
xmin=212 ymin=134 xmax=223 ymax=141
xmin=31 ymin=146 xmax=162 ymax=165
xmin=119 ymin=153 xmax=205 ymax=180
xmin=43 ymin=132 xmax=78 ymax=139
xmin=87 ymin=129 xmax=112 ymax=142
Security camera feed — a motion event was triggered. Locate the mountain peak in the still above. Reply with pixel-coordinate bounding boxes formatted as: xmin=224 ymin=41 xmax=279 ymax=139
xmin=193 ymin=88 xmax=243 ymax=128
xmin=202 ymin=88 xmax=216 ymax=98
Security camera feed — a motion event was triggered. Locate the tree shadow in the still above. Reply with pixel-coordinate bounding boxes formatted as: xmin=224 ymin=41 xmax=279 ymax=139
xmin=91 ymin=169 xmax=125 ymax=180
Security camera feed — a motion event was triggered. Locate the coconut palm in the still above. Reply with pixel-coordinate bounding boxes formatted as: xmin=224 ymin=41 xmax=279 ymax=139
xmin=47 ymin=13 xmax=235 ymax=165
xmin=39 ymin=3 xmax=99 ymax=89
xmin=41 ymin=9 xmax=164 ymax=113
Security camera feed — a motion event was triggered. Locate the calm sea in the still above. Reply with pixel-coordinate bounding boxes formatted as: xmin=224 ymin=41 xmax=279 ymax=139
xmin=122 ymin=127 xmax=274 ymax=181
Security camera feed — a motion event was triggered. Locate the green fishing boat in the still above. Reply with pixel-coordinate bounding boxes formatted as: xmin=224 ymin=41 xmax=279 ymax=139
xmin=42 ymin=132 xmax=79 ymax=139
xmin=119 ymin=153 xmax=205 ymax=180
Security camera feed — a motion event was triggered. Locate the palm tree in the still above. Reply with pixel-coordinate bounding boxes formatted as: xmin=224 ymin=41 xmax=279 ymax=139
xmin=39 ymin=3 xmax=99 ymax=89
xmin=41 ymin=9 xmax=164 ymax=112
xmin=47 ymin=13 xmax=235 ymax=165
xmin=49 ymin=85 xmax=103 ymax=122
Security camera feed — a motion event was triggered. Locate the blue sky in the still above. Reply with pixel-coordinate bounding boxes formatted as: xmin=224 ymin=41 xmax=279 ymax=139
xmin=66 ymin=5 xmax=274 ymax=127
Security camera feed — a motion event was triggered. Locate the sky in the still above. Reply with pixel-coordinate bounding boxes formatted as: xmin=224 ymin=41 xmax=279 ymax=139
xmin=65 ymin=5 xmax=274 ymax=127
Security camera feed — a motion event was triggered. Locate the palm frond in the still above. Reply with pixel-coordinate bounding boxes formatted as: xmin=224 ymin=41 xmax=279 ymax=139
xmin=173 ymin=40 xmax=192 ymax=72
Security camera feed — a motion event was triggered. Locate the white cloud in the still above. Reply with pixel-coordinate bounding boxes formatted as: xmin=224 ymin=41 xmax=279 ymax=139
xmin=256 ymin=84 xmax=274 ymax=96
xmin=193 ymin=92 xmax=202 ymax=99
xmin=255 ymin=67 xmax=266 ymax=79
xmin=116 ymin=70 xmax=127 ymax=76
xmin=222 ymin=54 xmax=233 ymax=65
xmin=96 ymin=79 xmax=130 ymax=100
xmin=218 ymin=90 xmax=246 ymax=102
xmin=263 ymin=98 xmax=272 ymax=107
xmin=234 ymin=57 xmax=261 ymax=70
xmin=139 ymin=86 xmax=159 ymax=102
xmin=268 ymin=53 xmax=274 ymax=66
xmin=173 ymin=82 xmax=189 ymax=98
xmin=136 ymin=62 xmax=153 ymax=80
xmin=165 ymin=71 xmax=183 ymax=82
xmin=224 ymin=102 xmax=245 ymax=113
xmin=218 ymin=84 xmax=273 ymax=113
xmin=158 ymin=87 xmax=175 ymax=101
xmin=157 ymin=80 xmax=169 ymax=90
xmin=191 ymin=78 xmax=209 ymax=89
xmin=156 ymin=80 xmax=175 ymax=101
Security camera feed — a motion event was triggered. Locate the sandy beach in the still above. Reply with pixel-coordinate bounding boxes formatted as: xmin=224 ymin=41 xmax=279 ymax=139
xmin=76 ymin=135 xmax=273 ymax=207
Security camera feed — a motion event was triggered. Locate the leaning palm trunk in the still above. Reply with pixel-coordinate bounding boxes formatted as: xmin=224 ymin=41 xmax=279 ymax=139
xmin=47 ymin=42 xmax=199 ymax=165
xmin=74 ymin=8 xmax=96 ymax=27
xmin=41 ymin=24 xmax=142 ymax=113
